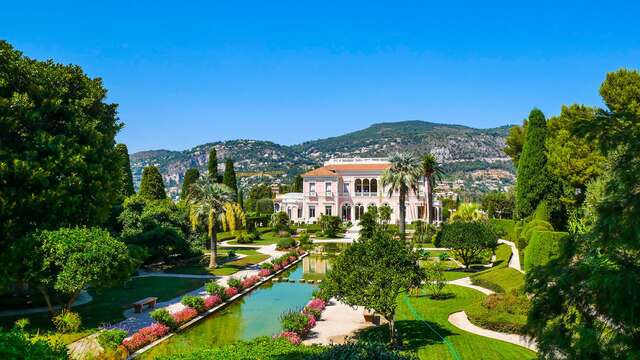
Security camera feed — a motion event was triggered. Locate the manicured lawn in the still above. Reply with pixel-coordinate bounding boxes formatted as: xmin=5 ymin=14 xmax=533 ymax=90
xmin=358 ymin=285 xmax=536 ymax=359
xmin=225 ymin=231 xmax=291 ymax=246
xmin=0 ymin=277 xmax=206 ymax=343
xmin=470 ymin=244 xmax=524 ymax=293
xmin=211 ymin=254 xmax=270 ymax=275
xmin=168 ymin=251 xmax=270 ymax=276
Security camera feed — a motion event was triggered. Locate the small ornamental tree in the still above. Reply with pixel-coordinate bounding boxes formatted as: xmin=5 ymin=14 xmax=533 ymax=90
xmin=181 ymin=168 xmax=200 ymax=201
xmin=138 ymin=166 xmax=167 ymax=200
xmin=323 ymin=230 xmax=424 ymax=347
xmin=17 ymin=227 xmax=133 ymax=313
xmin=439 ymin=221 xmax=498 ymax=269
xmin=318 ymin=214 xmax=341 ymax=238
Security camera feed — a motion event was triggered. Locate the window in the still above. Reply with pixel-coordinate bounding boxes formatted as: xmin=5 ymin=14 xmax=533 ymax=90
xmin=325 ymin=182 xmax=332 ymax=195
xmin=309 ymin=182 xmax=316 ymax=195
xmin=341 ymin=204 xmax=351 ymax=221
xmin=325 ymin=205 xmax=332 ymax=215
xmin=354 ymin=204 xmax=365 ymax=220
xmin=343 ymin=182 xmax=350 ymax=194
xmin=370 ymin=179 xmax=378 ymax=194
xmin=309 ymin=206 xmax=316 ymax=218
xmin=363 ymin=179 xmax=370 ymax=194
xmin=298 ymin=208 xmax=303 ymax=218
xmin=355 ymin=179 xmax=362 ymax=194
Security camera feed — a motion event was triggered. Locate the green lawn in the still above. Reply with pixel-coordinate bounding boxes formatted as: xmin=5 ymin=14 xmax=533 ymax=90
xmin=470 ymin=244 xmax=524 ymax=293
xmin=225 ymin=231 xmax=291 ymax=246
xmin=0 ymin=277 xmax=206 ymax=343
xmin=358 ymin=285 xmax=536 ymax=359
xmin=168 ymin=251 xmax=270 ymax=276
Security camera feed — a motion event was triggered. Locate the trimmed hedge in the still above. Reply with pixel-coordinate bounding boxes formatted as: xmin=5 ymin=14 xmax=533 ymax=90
xmin=523 ymin=231 xmax=568 ymax=272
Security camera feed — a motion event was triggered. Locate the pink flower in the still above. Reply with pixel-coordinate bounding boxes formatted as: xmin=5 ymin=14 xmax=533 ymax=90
xmin=288 ymin=255 xmax=297 ymax=262
xmin=306 ymin=315 xmax=316 ymax=329
xmin=273 ymin=264 xmax=282 ymax=271
xmin=121 ymin=323 xmax=169 ymax=352
xmin=258 ymin=268 xmax=272 ymax=277
xmin=277 ymin=331 xmax=301 ymax=345
xmin=307 ymin=298 xmax=326 ymax=311
xmin=204 ymin=295 xmax=222 ymax=310
xmin=225 ymin=287 xmax=239 ymax=298
xmin=171 ymin=307 xmax=198 ymax=325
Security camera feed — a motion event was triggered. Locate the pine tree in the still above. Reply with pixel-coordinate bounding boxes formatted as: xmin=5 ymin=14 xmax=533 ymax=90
xmin=138 ymin=166 xmax=167 ymax=200
xmin=181 ymin=168 xmax=200 ymax=200
xmin=515 ymin=109 xmax=550 ymax=219
xmin=208 ymin=148 xmax=218 ymax=182
xmin=115 ymin=144 xmax=135 ymax=198
xmin=223 ymin=159 xmax=238 ymax=193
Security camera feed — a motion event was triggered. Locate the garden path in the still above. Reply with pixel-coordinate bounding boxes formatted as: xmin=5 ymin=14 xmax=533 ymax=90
xmin=497 ymin=239 xmax=524 ymax=272
xmin=302 ymin=297 xmax=371 ymax=345
xmin=448 ymin=311 xmax=537 ymax=352
xmin=447 ymin=277 xmax=494 ymax=295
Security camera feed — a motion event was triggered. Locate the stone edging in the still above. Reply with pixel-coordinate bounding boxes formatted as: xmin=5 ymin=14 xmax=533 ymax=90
xmin=128 ymin=252 xmax=309 ymax=359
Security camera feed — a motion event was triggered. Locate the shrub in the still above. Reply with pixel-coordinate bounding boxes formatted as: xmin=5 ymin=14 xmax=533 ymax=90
xmin=524 ymin=231 xmax=568 ymax=272
xmin=307 ymin=298 xmax=326 ymax=311
xmin=0 ymin=327 xmax=69 ymax=359
xmin=260 ymin=262 xmax=274 ymax=270
xmin=228 ymin=249 xmax=237 ymax=258
xmin=171 ymin=307 xmax=198 ymax=326
xmin=97 ymin=329 xmax=128 ymax=350
xmin=277 ymin=230 xmax=291 ymax=238
xmin=438 ymin=252 xmax=450 ymax=261
xmin=519 ymin=219 xmax=553 ymax=249
xmin=122 ymin=323 xmax=169 ymax=353
xmin=298 ymin=231 xmax=312 ymax=247
xmin=52 ymin=310 xmax=81 ymax=333
xmin=306 ymin=315 xmax=316 ymax=330
xmin=280 ymin=310 xmax=311 ymax=336
xmin=181 ymin=295 xmax=206 ymax=313
xmin=228 ymin=277 xmax=242 ymax=290
xmin=205 ymin=282 xmax=227 ymax=299
xmin=276 ymin=237 xmax=295 ymax=250
xmin=276 ymin=331 xmax=302 ymax=345
xmin=307 ymin=341 xmax=416 ymax=360
xmin=467 ymin=290 xmax=530 ymax=334
xmin=318 ymin=214 xmax=341 ymax=237
xmin=235 ymin=232 xmax=254 ymax=244
xmin=225 ymin=287 xmax=239 ymax=298
xmin=303 ymin=306 xmax=322 ymax=320
xmin=270 ymin=211 xmax=290 ymax=232
xmin=150 ymin=308 xmax=178 ymax=330
xmin=240 ymin=275 xmax=260 ymax=289
xmin=203 ymin=295 xmax=222 ymax=310
xmin=425 ymin=263 xmax=447 ymax=299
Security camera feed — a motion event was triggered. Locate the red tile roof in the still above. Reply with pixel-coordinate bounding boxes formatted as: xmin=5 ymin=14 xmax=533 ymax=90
xmin=302 ymin=163 xmax=391 ymax=177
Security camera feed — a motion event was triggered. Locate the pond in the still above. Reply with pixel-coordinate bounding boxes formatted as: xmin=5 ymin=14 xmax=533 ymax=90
xmin=142 ymin=261 xmax=321 ymax=359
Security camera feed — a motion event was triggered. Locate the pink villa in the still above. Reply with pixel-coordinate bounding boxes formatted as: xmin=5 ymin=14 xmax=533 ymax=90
xmin=274 ymin=158 xmax=443 ymax=224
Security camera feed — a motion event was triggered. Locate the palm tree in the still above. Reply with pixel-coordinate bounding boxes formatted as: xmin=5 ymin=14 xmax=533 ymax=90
xmin=420 ymin=154 xmax=445 ymax=223
xmin=450 ymin=203 xmax=488 ymax=223
xmin=187 ymin=177 xmax=235 ymax=268
xmin=381 ymin=153 xmax=421 ymax=237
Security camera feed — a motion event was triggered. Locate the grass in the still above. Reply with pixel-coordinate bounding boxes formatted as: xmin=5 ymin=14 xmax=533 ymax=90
xmin=470 ymin=244 xmax=525 ymax=293
xmin=0 ymin=277 xmax=206 ymax=343
xmin=168 ymin=251 xmax=270 ymax=276
xmin=211 ymin=254 xmax=270 ymax=275
xmin=465 ymin=293 xmax=529 ymax=334
xmin=225 ymin=231 xmax=291 ymax=246
xmin=357 ymin=285 xmax=536 ymax=359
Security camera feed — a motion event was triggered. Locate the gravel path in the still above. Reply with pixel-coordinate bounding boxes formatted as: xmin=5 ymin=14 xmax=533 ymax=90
xmin=447 ymin=276 xmax=495 ymax=295
xmin=303 ymin=298 xmax=371 ymax=345
xmin=448 ymin=311 xmax=537 ymax=352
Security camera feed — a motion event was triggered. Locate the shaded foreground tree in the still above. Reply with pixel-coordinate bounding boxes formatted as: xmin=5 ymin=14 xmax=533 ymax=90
xmin=526 ymin=69 xmax=640 ymax=358
xmin=138 ymin=166 xmax=167 ymax=200
xmin=322 ymin=230 xmax=423 ymax=347
xmin=0 ymin=40 xmax=122 ymax=253
xmin=438 ymin=221 xmax=498 ymax=269
xmin=381 ymin=153 xmax=421 ymax=237
xmin=187 ymin=178 xmax=235 ymax=268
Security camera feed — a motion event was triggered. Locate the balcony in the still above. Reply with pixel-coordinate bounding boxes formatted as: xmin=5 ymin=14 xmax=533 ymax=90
xmin=308 ymin=191 xmax=317 ymax=197
xmin=354 ymin=191 xmax=378 ymax=197
xmin=325 ymin=191 xmax=334 ymax=197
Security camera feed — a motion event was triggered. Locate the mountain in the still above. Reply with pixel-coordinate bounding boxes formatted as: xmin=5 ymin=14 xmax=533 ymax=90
xmin=130 ymin=120 xmax=515 ymax=200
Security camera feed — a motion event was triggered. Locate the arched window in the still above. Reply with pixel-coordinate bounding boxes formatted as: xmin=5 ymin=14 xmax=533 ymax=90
xmin=355 ymin=179 xmax=362 ymax=193
xmin=370 ymin=179 xmax=378 ymax=194
xmin=355 ymin=204 xmax=365 ymax=220
xmin=363 ymin=179 xmax=370 ymax=194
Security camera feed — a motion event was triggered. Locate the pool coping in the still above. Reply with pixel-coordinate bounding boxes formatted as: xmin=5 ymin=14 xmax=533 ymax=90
xmin=128 ymin=252 xmax=309 ymax=359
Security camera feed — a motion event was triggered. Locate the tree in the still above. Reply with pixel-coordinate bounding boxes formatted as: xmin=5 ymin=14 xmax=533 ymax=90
xmin=237 ymin=188 xmax=244 ymax=210
xmin=223 ymin=159 xmax=238 ymax=193
xmin=515 ymin=109 xmax=551 ymax=219
xmin=187 ymin=178 xmax=235 ymax=268
xmin=420 ymin=154 xmax=445 ymax=224
xmin=323 ymin=230 xmax=424 ymax=347
xmin=207 ymin=148 xmax=219 ymax=182
xmin=526 ymin=69 xmax=640 ymax=358
xmin=7 ymin=227 xmax=132 ymax=313
xmin=180 ymin=168 xmax=200 ymax=201
xmin=503 ymin=122 xmax=527 ymax=165
xmin=450 ymin=203 xmax=488 ymax=223
xmin=379 ymin=204 xmax=392 ymax=228
xmin=481 ymin=191 xmax=515 ymax=219
xmin=0 ymin=41 xmax=122 ymax=253
xmin=318 ymin=214 xmax=341 ymax=238
xmin=246 ymin=184 xmax=273 ymax=212
xmin=270 ymin=211 xmax=290 ymax=232
xmin=138 ymin=166 xmax=167 ymax=200
xmin=115 ymin=144 xmax=135 ymax=198
xmin=439 ymin=221 xmax=498 ymax=269
xmin=292 ymin=174 xmax=303 ymax=193
xmin=255 ymin=198 xmax=275 ymax=214
xmin=381 ymin=153 xmax=421 ymax=236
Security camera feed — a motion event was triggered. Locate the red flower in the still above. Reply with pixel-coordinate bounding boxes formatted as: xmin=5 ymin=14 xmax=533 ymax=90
xmin=204 ymin=295 xmax=222 ymax=310
xmin=277 ymin=331 xmax=301 ymax=345
xmin=171 ymin=307 xmax=198 ymax=325
xmin=225 ymin=287 xmax=239 ymax=298
xmin=121 ymin=323 xmax=169 ymax=353
xmin=258 ymin=268 xmax=272 ymax=277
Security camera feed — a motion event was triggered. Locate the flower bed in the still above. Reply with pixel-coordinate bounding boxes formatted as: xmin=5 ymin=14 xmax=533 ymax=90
xmin=123 ymin=250 xmax=307 ymax=354
xmin=122 ymin=323 xmax=169 ymax=353
xmin=277 ymin=296 xmax=327 ymax=344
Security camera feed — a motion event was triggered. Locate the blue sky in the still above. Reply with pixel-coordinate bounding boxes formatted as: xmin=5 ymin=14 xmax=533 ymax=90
xmin=3 ymin=1 xmax=639 ymax=152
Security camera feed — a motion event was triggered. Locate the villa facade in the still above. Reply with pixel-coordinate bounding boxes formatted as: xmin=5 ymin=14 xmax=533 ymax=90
xmin=274 ymin=158 xmax=443 ymax=224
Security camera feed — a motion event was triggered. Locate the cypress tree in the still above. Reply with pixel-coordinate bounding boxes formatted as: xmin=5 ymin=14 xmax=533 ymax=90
xmin=115 ymin=144 xmax=135 ymax=197
xmin=208 ymin=148 xmax=218 ymax=182
xmin=237 ymin=188 xmax=244 ymax=209
xmin=181 ymin=168 xmax=200 ymax=200
xmin=223 ymin=159 xmax=238 ymax=193
xmin=138 ymin=166 xmax=167 ymax=200
xmin=515 ymin=109 xmax=550 ymax=218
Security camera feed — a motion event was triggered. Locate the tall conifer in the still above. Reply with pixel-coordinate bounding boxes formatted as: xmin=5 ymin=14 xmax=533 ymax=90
xmin=208 ymin=148 xmax=218 ymax=182
xmin=139 ymin=166 xmax=167 ymax=200
xmin=181 ymin=168 xmax=200 ymax=200
xmin=115 ymin=144 xmax=135 ymax=197
xmin=223 ymin=159 xmax=238 ymax=193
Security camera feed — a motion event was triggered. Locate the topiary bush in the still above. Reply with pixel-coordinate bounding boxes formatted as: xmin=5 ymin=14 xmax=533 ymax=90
xmin=52 ymin=310 xmax=81 ymax=334
xmin=524 ymin=231 xmax=568 ymax=272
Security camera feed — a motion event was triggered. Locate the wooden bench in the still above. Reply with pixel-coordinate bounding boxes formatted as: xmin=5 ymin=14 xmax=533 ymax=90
xmin=132 ymin=297 xmax=158 ymax=313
